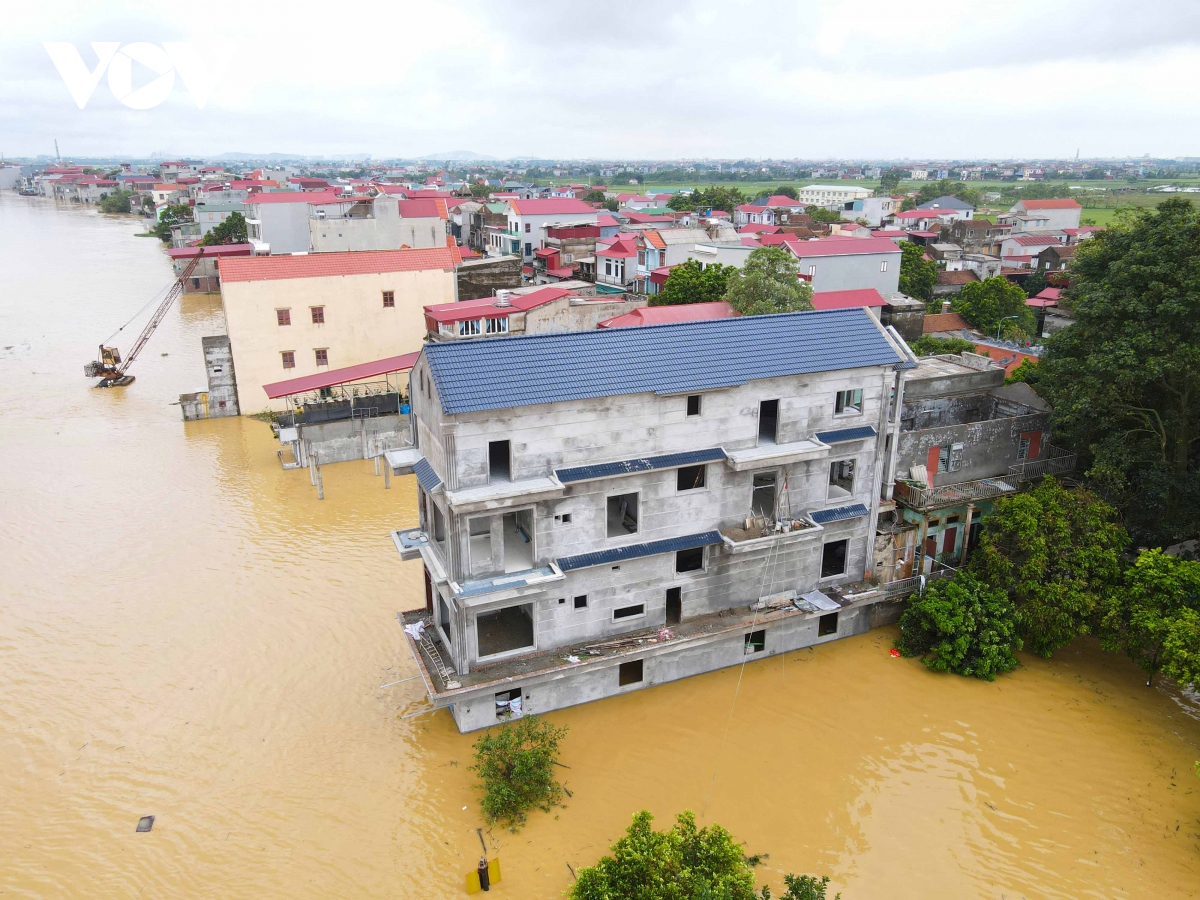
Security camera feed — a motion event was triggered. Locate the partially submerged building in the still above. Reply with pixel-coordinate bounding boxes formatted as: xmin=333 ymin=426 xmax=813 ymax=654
xmin=389 ymin=309 xmax=914 ymax=731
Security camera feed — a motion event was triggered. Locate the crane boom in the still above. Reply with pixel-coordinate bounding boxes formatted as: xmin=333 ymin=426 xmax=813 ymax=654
xmin=86 ymin=249 xmax=206 ymax=387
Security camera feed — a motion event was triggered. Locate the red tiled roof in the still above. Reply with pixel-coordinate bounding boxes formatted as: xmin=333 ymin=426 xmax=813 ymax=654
xmin=922 ymin=312 xmax=971 ymax=334
xmin=597 ymin=301 xmax=734 ymax=328
xmin=974 ymin=345 xmax=1038 ymax=376
xmin=509 ymin=198 xmax=597 ymax=215
xmin=263 ymin=351 xmax=420 ymax=399
xmin=811 ymin=288 xmax=886 ymax=310
xmin=642 ymin=230 xmax=666 ymax=250
xmin=1019 ymin=199 xmax=1081 ymax=210
xmin=220 ymin=246 xmax=460 ymax=283
xmin=788 ymin=236 xmax=901 ymax=258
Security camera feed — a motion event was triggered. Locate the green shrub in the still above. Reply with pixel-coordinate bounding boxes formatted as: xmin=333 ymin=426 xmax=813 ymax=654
xmin=470 ymin=714 xmax=567 ymax=828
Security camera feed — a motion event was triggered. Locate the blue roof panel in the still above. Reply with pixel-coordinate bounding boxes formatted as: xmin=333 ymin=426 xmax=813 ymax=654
xmin=424 ymin=308 xmax=904 ymax=416
xmin=811 ymin=503 xmax=869 ymax=524
xmin=557 ymin=530 xmax=722 ymax=572
xmin=414 ymin=457 xmax=442 ymax=493
xmin=815 ymin=425 xmax=877 ymax=444
xmin=556 ymin=448 xmax=726 ymax=484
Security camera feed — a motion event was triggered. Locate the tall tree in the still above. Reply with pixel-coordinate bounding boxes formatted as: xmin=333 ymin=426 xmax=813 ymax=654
xmin=970 ymin=478 xmax=1127 ymax=657
xmin=722 ymin=246 xmax=814 ymax=316
xmin=1038 ymin=199 xmax=1200 ymax=545
xmin=952 ymin=276 xmax=1037 ymax=336
xmin=653 ymin=259 xmax=736 ymax=307
xmin=1099 ymin=549 xmax=1200 ymax=686
xmin=898 ymin=241 xmax=937 ymax=301
xmin=200 ymin=212 xmax=248 ymax=246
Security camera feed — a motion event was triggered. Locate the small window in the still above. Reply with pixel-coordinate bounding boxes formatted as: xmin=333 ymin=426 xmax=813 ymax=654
xmin=618 ymin=659 xmax=643 ymax=686
xmin=495 ymin=687 xmax=522 ymax=719
xmin=677 ymin=464 xmax=706 ymax=492
xmin=524 ymin=222 xmax=531 ymax=233
xmin=574 ymin=595 xmax=588 ymax=610
xmin=807 ymin=264 xmax=816 ymax=277
xmin=614 ymin=603 xmax=644 ymax=620
xmin=488 ymin=440 xmax=511 ymax=483
xmin=751 ymin=472 xmax=777 ymax=518
xmin=314 ymin=348 xmax=328 ymax=367
xmin=818 ymin=612 xmax=839 ymax=636
xmin=310 ymin=306 xmax=325 ymax=324
xmin=281 ymin=351 xmax=295 ymax=369
xmin=554 ymin=513 xmax=572 ymax=524
xmin=676 ymin=546 xmax=704 ymax=573
xmin=485 ymin=317 xmax=509 ymax=335
xmin=382 ymin=290 xmax=395 ymax=308
xmin=828 ymin=459 xmax=856 ymax=500
xmin=835 ymin=388 xmax=863 ymax=415
xmin=821 ymin=539 xmax=848 ymax=578
xmin=745 ymin=629 xmax=766 ymax=654
xmin=276 ymin=308 xmax=290 ymax=326
xmin=880 ymin=260 xmax=888 ymax=272
xmin=458 ymin=319 xmax=481 ymax=337
xmin=607 ymin=492 xmax=639 ymax=537
xmin=686 ymin=394 xmax=702 ymax=417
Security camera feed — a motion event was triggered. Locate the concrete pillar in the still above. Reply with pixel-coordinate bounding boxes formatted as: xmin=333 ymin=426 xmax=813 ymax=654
xmin=916 ymin=514 xmax=929 ymax=576
xmin=960 ymin=502 xmax=975 ymax=565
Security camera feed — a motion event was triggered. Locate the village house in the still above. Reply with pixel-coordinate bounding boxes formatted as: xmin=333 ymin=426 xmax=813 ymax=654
xmin=999 ymin=232 xmax=1064 ymax=266
xmin=423 ymin=284 xmax=644 ymax=341
xmin=795 ymin=184 xmax=874 ymax=209
xmin=309 ymin=194 xmax=449 ymax=252
xmin=943 ymin=218 xmax=1012 ymax=255
xmin=1003 ymin=198 xmax=1082 ymax=231
xmin=841 ymin=196 xmax=900 ymax=226
xmin=915 ymin=195 xmax=975 ymax=219
xmin=506 ymin=198 xmax=599 ymax=261
xmin=1036 ymin=243 xmax=1076 ymax=272
xmin=390 ymin=309 xmax=912 ymax=731
xmin=885 ymin=353 xmax=1073 ymax=579
xmin=167 ymin=243 xmax=253 ymax=293
xmin=216 ymin=246 xmax=459 ymax=414
xmin=783 ymin=236 xmax=902 ymax=294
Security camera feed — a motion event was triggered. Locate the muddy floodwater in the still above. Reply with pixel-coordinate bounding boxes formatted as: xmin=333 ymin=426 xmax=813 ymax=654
xmin=2 ymin=192 xmax=1199 ymax=899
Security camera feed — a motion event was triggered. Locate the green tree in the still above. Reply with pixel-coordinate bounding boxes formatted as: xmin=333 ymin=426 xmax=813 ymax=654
xmin=896 ymin=572 xmax=1022 ymax=681
xmin=468 ymin=182 xmax=491 ymax=198
xmin=200 ymin=211 xmax=247 ymax=246
xmin=653 ymin=259 xmax=736 ymax=307
xmin=668 ymin=185 xmax=747 ymax=214
xmin=97 ymin=189 xmax=133 ymax=214
xmin=583 ymin=190 xmax=606 ymax=203
xmin=722 ymin=246 xmax=814 ymax=316
xmin=907 ymin=334 xmax=976 ymax=356
xmin=1022 ymin=270 xmax=1047 ymax=298
xmin=151 ymin=204 xmax=192 ymax=242
xmin=1005 ymin=357 xmax=1040 ymax=386
xmin=571 ymin=810 xmax=758 ymax=900
xmin=602 ymin=197 xmax=620 ymax=212
xmin=772 ymin=184 xmax=798 ymax=199
xmin=804 ymin=205 xmax=843 ymax=224
xmin=1099 ymin=549 xmax=1200 ymax=686
xmin=762 ymin=875 xmax=840 ymax=900
xmin=1162 ymin=608 xmax=1200 ymax=686
xmin=1037 ymin=199 xmax=1200 ymax=545
xmin=898 ymin=241 xmax=937 ymax=301
xmin=952 ymin=276 xmax=1036 ymax=335
xmin=971 ymin=478 xmax=1127 ymax=657
xmin=469 ymin=715 xmax=568 ymax=828
xmin=879 ymin=168 xmax=905 ymax=193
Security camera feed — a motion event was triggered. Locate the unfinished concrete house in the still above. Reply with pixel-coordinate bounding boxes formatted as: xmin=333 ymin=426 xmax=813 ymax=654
xmin=882 ymin=352 xmax=1074 ymax=583
xmin=390 ymin=309 xmax=915 ymax=732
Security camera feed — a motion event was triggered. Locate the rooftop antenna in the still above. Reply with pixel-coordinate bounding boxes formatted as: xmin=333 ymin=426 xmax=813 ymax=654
xmin=55 ymin=139 xmax=61 ymax=164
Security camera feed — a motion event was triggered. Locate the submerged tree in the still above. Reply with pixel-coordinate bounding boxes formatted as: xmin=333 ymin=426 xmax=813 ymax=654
xmin=470 ymin=714 xmax=568 ymax=828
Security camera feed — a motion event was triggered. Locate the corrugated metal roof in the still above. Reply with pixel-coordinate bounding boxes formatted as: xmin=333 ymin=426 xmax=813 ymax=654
xmin=557 ymin=530 xmax=722 ymax=572
xmin=556 ymin=448 xmax=726 ymax=484
xmin=414 ymin=458 xmax=442 ymax=493
xmin=814 ymin=425 xmax=877 ymax=444
xmin=810 ymin=503 xmax=869 ymax=524
xmin=424 ymin=308 xmax=905 ymax=416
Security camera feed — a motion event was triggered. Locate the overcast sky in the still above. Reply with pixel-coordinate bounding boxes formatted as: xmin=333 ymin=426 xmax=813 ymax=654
xmin=4 ymin=0 xmax=1199 ymax=161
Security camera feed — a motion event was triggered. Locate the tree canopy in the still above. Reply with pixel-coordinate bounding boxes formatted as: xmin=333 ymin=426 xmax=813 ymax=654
xmin=470 ymin=715 xmax=567 ymax=828
xmin=151 ymin=204 xmax=192 ymax=242
xmin=804 ymin=205 xmax=842 ymax=224
xmin=668 ymin=186 xmax=746 ymax=214
xmin=1038 ymin=198 xmax=1200 ymax=545
xmin=97 ymin=189 xmax=133 ymax=214
xmin=652 ymin=259 xmax=736 ymax=307
xmin=952 ymin=276 xmax=1036 ymax=336
xmin=898 ymin=241 xmax=937 ymax=301
xmin=583 ymin=190 xmax=606 ymax=203
xmin=722 ymin=246 xmax=814 ymax=316
xmin=970 ymin=478 xmax=1127 ymax=657
xmin=907 ymin=334 xmax=977 ymax=357
xmin=200 ymin=211 xmax=247 ymax=246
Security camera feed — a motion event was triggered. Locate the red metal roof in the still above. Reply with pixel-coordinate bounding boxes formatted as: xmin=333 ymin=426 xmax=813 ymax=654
xmin=738 ymin=223 xmax=782 ymax=234
xmin=598 ymin=237 xmax=637 ymax=258
xmin=262 ymin=351 xmax=420 ymax=399
xmin=597 ymin=301 xmax=734 ymax=328
xmin=596 ymin=214 xmax=620 ymax=227
xmin=811 ymin=288 xmax=886 ymax=310
xmin=247 ymin=190 xmax=341 ymax=205
xmin=1012 ymin=234 xmax=1061 ymax=246
xmin=534 ymin=247 xmax=559 ymax=258
xmin=220 ymin=246 xmax=461 ymax=283
xmin=893 ymin=208 xmax=955 ymax=219
xmin=396 ymin=198 xmax=448 ymax=219
xmin=1035 ymin=287 xmax=1063 ymax=300
xmin=424 ymin=286 xmax=576 ymax=323
xmin=788 ymin=236 xmax=901 ymax=258
xmin=649 ymin=265 xmax=675 ymax=285
xmin=509 ymin=198 xmax=597 ymax=215
xmin=1018 ymin=199 xmax=1081 ymax=210
xmin=623 ymin=211 xmax=674 ymax=224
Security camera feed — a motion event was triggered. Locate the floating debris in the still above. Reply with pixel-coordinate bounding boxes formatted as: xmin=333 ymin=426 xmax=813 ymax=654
xmin=136 ymin=815 xmax=154 ymax=833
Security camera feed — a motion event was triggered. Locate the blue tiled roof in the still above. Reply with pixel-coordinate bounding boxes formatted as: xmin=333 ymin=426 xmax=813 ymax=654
xmin=424 ymin=309 xmax=905 ymax=416
xmin=811 ymin=503 xmax=869 ymax=524
xmin=557 ymin=530 xmax=722 ymax=572
xmin=413 ymin=457 xmax=442 ymax=493
xmin=556 ymin=448 xmax=726 ymax=484
xmin=815 ymin=425 xmax=877 ymax=444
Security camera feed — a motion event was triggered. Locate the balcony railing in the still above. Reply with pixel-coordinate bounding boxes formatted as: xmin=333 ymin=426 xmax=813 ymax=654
xmin=895 ymin=447 xmax=1076 ymax=511
xmin=883 ymin=569 xmax=953 ymax=596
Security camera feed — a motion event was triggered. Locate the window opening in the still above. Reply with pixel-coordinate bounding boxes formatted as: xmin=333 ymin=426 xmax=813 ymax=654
xmin=676 ymin=546 xmax=704 ymax=573
xmin=745 ymin=629 xmax=766 ymax=654
xmin=818 ymin=612 xmax=839 ymax=636
xmin=758 ymin=399 xmax=779 ymax=444
xmin=677 ymin=464 xmax=706 ymax=491
xmin=618 ymin=659 xmax=643 ymax=686
xmin=607 ymin=492 xmax=639 ymax=536
xmin=821 ymin=539 xmax=848 ymax=578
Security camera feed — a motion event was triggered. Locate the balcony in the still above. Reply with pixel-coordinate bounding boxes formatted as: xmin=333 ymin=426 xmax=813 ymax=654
xmin=894 ymin=447 xmax=1075 ymax=512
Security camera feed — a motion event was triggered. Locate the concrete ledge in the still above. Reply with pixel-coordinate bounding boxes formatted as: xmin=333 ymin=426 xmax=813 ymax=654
xmin=724 ymin=439 xmax=830 ymax=470
xmin=445 ymin=476 xmax=566 ymax=514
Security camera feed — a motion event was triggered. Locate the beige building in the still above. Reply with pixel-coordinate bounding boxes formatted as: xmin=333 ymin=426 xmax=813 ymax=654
xmin=218 ymin=246 xmax=460 ymax=414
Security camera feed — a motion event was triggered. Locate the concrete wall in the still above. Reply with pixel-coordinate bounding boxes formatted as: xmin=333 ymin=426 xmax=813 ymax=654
xmin=180 ymin=335 xmax=240 ymax=420
xmin=310 ymin=198 xmax=446 ymax=252
xmin=292 ymin=413 xmax=412 ymax=465
xmin=896 ymin=407 xmax=1050 ymax=485
xmin=523 ymin=296 xmax=646 ymax=334
xmin=793 ymin=250 xmax=901 ymax=293
xmin=457 ymin=256 xmax=522 ymax=301
xmin=221 ymin=267 xmax=456 ymax=415
xmin=251 ymin=202 xmax=311 ymax=254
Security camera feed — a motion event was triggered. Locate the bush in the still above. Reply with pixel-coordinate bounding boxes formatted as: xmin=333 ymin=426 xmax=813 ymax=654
xmin=896 ymin=572 xmax=1022 ymax=680
xmin=951 ymin=276 xmax=1036 ymax=335
xmin=470 ymin=714 xmax=567 ymax=828
xmin=764 ymin=875 xmax=841 ymax=900
xmin=97 ymin=189 xmax=133 ymax=214
xmin=907 ymin=334 xmax=976 ymax=357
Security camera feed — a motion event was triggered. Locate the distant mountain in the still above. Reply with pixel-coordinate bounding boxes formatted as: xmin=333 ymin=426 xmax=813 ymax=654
xmin=418 ymin=150 xmax=498 ymax=162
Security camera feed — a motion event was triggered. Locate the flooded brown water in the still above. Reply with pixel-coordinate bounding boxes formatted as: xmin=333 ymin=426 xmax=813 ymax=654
xmin=2 ymin=192 xmax=1199 ymax=899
